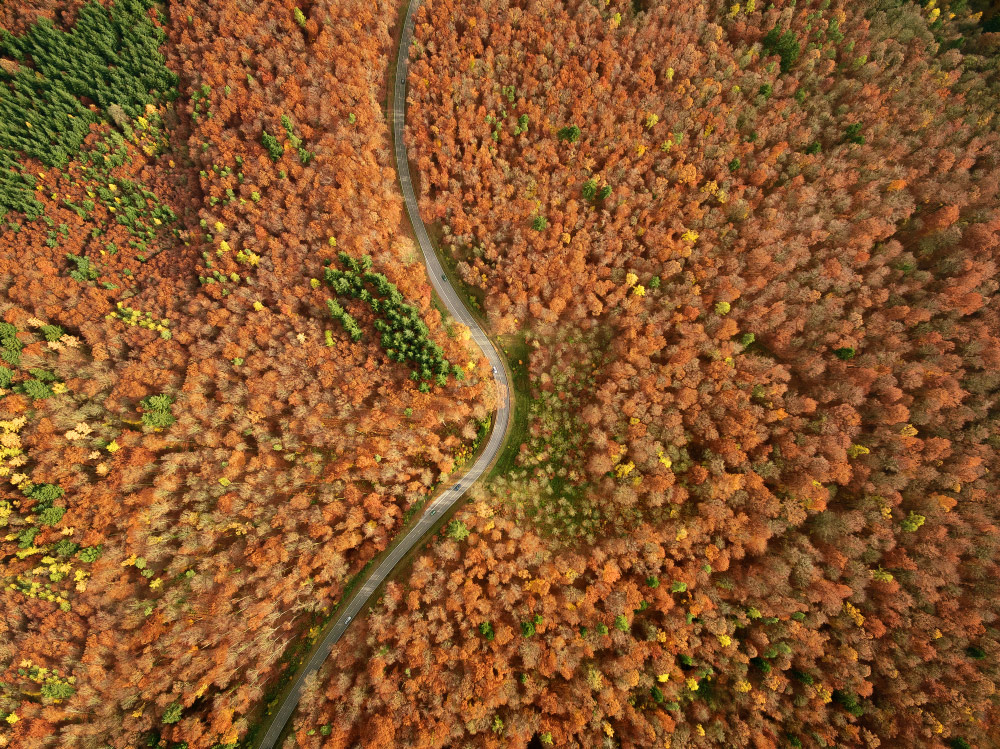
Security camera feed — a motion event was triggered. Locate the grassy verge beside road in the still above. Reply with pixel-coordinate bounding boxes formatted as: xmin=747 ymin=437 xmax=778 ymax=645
xmin=489 ymin=333 xmax=529 ymax=480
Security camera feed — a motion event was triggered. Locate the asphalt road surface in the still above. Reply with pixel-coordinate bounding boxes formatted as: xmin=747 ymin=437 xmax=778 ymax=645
xmin=253 ymin=1 xmax=511 ymax=745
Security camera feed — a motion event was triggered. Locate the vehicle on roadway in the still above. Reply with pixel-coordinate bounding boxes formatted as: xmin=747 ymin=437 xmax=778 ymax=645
xmin=429 ymin=508 xmax=437 ymax=516
xmin=345 ymin=615 xmax=352 ymax=624
xmin=441 ymin=273 xmax=446 ymax=280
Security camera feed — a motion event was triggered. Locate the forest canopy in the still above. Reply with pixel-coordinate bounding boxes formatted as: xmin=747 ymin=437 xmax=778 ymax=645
xmin=289 ymin=0 xmax=1000 ymax=748
xmin=0 ymin=0 xmax=490 ymax=745
xmin=0 ymin=0 xmax=999 ymax=747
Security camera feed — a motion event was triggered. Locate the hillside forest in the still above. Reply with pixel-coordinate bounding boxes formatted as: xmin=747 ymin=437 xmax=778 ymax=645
xmin=288 ymin=0 xmax=1000 ymax=748
xmin=0 ymin=0 xmax=999 ymax=749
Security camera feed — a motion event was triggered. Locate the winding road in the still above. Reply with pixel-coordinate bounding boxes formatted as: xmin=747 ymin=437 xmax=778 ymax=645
xmin=253 ymin=1 xmax=512 ymax=746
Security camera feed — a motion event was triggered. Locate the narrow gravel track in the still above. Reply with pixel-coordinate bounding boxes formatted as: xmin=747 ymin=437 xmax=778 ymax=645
xmin=253 ymin=1 xmax=512 ymax=745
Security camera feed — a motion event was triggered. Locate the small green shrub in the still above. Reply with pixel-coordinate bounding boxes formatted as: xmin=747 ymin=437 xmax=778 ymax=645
xmin=141 ymin=393 xmax=176 ymax=429
xmin=66 ymin=253 xmax=99 ymax=282
xmin=557 ymin=124 xmax=581 ymax=143
xmin=844 ymin=122 xmax=865 ymax=145
xmin=965 ymin=645 xmax=987 ymax=660
xmin=18 ymin=527 xmax=39 ymax=548
xmin=762 ymin=26 xmax=801 ymax=73
xmin=901 ymin=511 xmax=925 ymax=532
xmin=750 ymin=656 xmax=771 ymax=674
xmin=30 ymin=484 xmax=64 ymax=505
xmin=54 ymin=539 xmax=79 ymax=557
xmin=39 ymin=506 xmax=66 ymax=525
xmin=833 ymin=690 xmax=864 ymax=718
xmin=40 ymin=681 xmax=76 ymax=700
xmin=19 ymin=379 xmax=53 ymax=399
xmin=162 ymin=702 xmax=183 ymax=724
xmin=39 ymin=324 xmax=64 ymax=342
xmin=261 ymin=130 xmax=283 ymax=161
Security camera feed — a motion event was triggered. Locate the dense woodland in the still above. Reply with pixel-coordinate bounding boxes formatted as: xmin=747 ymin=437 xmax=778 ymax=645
xmin=289 ymin=0 xmax=1000 ymax=748
xmin=0 ymin=0 xmax=491 ymax=746
xmin=1 ymin=0 xmax=999 ymax=748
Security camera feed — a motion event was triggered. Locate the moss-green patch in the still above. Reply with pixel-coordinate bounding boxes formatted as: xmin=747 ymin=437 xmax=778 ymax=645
xmin=488 ymin=329 xmax=610 ymax=541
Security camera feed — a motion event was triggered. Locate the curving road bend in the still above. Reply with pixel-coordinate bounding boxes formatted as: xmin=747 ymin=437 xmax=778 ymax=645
xmin=253 ymin=1 xmax=511 ymax=746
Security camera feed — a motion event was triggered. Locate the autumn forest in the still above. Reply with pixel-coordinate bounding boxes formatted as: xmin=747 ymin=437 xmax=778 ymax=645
xmin=1 ymin=0 xmax=999 ymax=748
